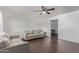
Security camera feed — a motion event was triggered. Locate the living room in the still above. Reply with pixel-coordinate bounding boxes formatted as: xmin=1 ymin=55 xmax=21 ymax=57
xmin=0 ymin=6 xmax=79 ymax=53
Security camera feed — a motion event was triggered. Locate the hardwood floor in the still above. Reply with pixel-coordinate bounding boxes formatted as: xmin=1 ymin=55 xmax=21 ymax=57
xmin=27 ymin=35 xmax=79 ymax=53
xmin=1 ymin=35 xmax=79 ymax=53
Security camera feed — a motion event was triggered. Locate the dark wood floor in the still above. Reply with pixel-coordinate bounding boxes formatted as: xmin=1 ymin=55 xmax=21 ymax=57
xmin=1 ymin=35 xmax=79 ymax=53
xmin=27 ymin=35 xmax=79 ymax=53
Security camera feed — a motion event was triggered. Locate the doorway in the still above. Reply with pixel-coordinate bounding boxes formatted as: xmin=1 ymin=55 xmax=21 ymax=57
xmin=50 ymin=19 xmax=58 ymax=37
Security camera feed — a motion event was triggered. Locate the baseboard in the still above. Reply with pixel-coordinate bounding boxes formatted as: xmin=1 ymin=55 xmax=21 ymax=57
xmin=59 ymin=39 xmax=79 ymax=44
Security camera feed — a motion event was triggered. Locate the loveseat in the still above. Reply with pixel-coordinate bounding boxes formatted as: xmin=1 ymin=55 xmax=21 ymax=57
xmin=24 ymin=29 xmax=47 ymax=40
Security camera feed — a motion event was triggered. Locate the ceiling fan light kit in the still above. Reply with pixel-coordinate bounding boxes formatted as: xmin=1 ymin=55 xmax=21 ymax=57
xmin=34 ymin=6 xmax=55 ymax=15
xmin=42 ymin=11 xmax=46 ymax=14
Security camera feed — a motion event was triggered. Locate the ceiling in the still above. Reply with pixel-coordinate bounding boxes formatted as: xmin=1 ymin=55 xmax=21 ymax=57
xmin=0 ymin=6 xmax=79 ymax=19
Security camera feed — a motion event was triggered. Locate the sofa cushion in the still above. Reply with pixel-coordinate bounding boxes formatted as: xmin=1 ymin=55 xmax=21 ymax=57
xmin=26 ymin=30 xmax=33 ymax=34
xmin=32 ymin=30 xmax=42 ymax=34
xmin=27 ymin=33 xmax=41 ymax=37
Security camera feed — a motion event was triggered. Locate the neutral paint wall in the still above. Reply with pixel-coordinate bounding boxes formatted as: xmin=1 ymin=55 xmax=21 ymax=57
xmin=2 ymin=11 xmax=50 ymax=37
xmin=51 ymin=10 xmax=79 ymax=43
xmin=0 ymin=10 xmax=3 ymax=33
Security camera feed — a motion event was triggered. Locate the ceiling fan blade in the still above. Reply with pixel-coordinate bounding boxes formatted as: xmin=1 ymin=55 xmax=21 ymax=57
xmin=41 ymin=6 xmax=46 ymax=11
xmin=46 ymin=8 xmax=55 ymax=11
xmin=46 ymin=11 xmax=51 ymax=14
xmin=34 ymin=10 xmax=42 ymax=12
xmin=41 ymin=6 xmax=44 ymax=11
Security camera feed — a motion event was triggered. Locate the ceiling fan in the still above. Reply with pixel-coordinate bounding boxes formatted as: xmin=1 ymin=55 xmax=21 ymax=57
xmin=34 ymin=6 xmax=55 ymax=15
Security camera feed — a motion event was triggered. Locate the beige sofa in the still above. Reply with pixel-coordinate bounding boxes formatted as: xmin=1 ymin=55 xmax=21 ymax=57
xmin=25 ymin=30 xmax=47 ymax=40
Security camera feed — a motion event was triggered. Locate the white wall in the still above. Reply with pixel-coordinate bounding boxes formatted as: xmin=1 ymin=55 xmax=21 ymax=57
xmin=3 ymin=11 xmax=50 ymax=37
xmin=0 ymin=10 xmax=3 ymax=33
xmin=51 ymin=10 xmax=79 ymax=43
